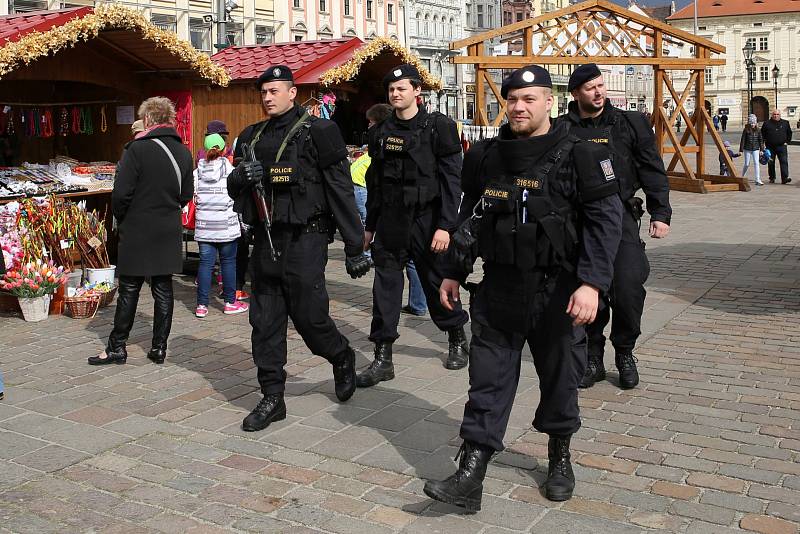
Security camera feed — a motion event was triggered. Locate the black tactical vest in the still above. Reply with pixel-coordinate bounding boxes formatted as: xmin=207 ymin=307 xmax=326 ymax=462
xmin=476 ymin=135 xmax=580 ymax=271
xmin=249 ymin=114 xmax=329 ymax=226
xmin=372 ymin=112 xmax=442 ymax=209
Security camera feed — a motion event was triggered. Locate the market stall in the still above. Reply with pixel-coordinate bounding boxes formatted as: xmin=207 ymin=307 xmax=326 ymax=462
xmin=0 ymin=4 xmax=229 ymax=203
xmin=0 ymin=5 xmax=229 ymax=318
xmin=209 ymin=37 xmax=441 ymax=146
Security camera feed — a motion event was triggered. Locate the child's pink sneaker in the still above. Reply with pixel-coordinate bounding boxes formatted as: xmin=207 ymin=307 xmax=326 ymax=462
xmin=195 ymin=305 xmax=208 ymax=318
xmin=224 ymin=301 xmax=249 ymax=315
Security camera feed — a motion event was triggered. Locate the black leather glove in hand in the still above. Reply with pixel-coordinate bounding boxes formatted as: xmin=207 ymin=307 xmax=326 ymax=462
xmin=228 ymin=160 xmax=264 ymax=191
xmin=240 ymin=160 xmax=264 ymax=183
xmin=345 ymin=253 xmax=372 ymax=279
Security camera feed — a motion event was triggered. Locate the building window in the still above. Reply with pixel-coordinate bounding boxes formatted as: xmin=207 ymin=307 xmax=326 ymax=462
xmin=415 ymin=12 xmax=421 ymax=33
xmin=759 ymin=65 xmax=769 ymax=81
xmin=367 ymin=0 xmax=373 ymax=19
xmin=344 ymin=0 xmax=351 ymax=16
xmin=151 ymin=13 xmax=177 ymax=33
xmin=388 ymin=4 xmax=393 ymax=23
xmin=190 ymin=18 xmax=211 ymax=51
xmin=319 ymin=0 xmax=326 ymax=12
xmin=516 ymin=12 xmax=523 ymax=22
xmin=477 ymin=5 xmax=484 ymax=28
xmin=488 ymin=8 xmax=493 ymax=27
xmin=226 ymin=22 xmax=244 ymax=46
xmin=424 ymin=14 xmax=429 ymax=35
xmin=745 ymin=37 xmax=756 ymax=51
xmin=256 ymin=25 xmax=275 ymax=44
xmin=705 ymin=67 xmax=712 ymax=84
xmin=293 ymin=0 xmax=301 ymax=8
xmin=294 ymin=34 xmax=304 ymax=41
xmin=759 ymin=36 xmax=768 ymax=51
xmin=9 ymin=0 xmax=47 ymax=13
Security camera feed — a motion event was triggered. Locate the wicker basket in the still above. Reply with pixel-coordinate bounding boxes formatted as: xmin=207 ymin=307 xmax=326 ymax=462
xmin=65 ymin=295 xmax=100 ymax=319
xmin=98 ymin=286 xmax=117 ymax=308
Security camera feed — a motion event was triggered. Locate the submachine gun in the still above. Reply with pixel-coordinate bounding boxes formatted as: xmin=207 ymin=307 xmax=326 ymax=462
xmin=240 ymin=141 xmax=278 ymax=261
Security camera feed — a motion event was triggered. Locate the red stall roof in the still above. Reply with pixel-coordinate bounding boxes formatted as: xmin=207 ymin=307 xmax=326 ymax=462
xmin=0 ymin=6 xmax=91 ymax=43
xmin=213 ymin=37 xmax=364 ymax=84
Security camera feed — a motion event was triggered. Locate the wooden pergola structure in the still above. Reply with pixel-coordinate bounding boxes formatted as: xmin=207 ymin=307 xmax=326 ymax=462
xmin=450 ymin=0 xmax=747 ymax=193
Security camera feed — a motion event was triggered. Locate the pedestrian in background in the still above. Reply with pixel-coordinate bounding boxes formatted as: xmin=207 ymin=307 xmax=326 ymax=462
xmin=351 ymin=104 xmax=427 ymax=317
xmin=719 ymin=140 xmax=741 ymax=176
xmin=720 ymin=113 xmax=728 ymax=132
xmin=740 ymin=114 xmax=765 ymax=186
xmin=194 ymin=133 xmax=249 ymax=318
xmin=713 ymin=114 xmax=720 ymax=131
xmin=761 ymin=109 xmax=792 ymax=184
xmin=89 ymin=97 xmax=194 ymax=366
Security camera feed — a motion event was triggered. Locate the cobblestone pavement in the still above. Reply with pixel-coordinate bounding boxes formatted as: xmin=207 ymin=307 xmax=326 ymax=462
xmin=2 ymin=149 xmax=800 ymax=533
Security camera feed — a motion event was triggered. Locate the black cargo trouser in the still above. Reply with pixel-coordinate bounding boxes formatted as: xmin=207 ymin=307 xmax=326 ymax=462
xmin=249 ymin=228 xmax=348 ymax=395
xmin=586 ymin=209 xmax=649 ymax=356
xmin=369 ymin=207 xmax=468 ymax=343
xmin=460 ymin=266 xmax=587 ymax=451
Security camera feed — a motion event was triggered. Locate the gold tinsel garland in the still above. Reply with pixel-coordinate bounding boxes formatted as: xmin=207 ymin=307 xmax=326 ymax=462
xmin=0 ymin=4 xmax=229 ymax=85
xmin=320 ymin=37 xmax=443 ymax=91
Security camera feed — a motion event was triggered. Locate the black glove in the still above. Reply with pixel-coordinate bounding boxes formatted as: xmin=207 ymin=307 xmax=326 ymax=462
xmin=239 ymin=160 xmax=264 ymax=183
xmin=449 ymin=216 xmax=480 ymax=274
xmin=345 ymin=253 xmax=372 ymax=279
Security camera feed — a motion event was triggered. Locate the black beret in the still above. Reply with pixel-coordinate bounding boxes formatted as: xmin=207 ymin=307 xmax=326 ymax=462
xmin=568 ymin=63 xmax=602 ymax=92
xmin=500 ymin=65 xmax=552 ymax=98
xmin=256 ymin=65 xmax=294 ymax=88
xmin=383 ymin=63 xmax=421 ymax=89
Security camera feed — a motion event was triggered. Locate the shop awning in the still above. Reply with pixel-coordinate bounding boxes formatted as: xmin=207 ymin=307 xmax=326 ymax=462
xmin=0 ymin=5 xmax=229 ymax=85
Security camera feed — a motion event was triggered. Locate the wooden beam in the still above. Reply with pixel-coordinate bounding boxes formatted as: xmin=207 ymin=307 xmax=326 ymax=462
xmin=449 ymin=0 xmax=725 ymax=55
xmin=657 ymin=106 xmax=697 ymax=182
xmin=523 ymin=27 xmax=533 ymax=56
xmin=473 ymin=44 xmax=488 ymax=127
xmin=452 ymin=56 xmax=725 ymax=67
xmin=663 ymin=146 xmax=700 ymax=153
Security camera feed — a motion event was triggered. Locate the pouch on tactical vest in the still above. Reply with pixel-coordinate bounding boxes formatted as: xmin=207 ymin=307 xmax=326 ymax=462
xmin=478 ymin=136 xmax=578 ymax=271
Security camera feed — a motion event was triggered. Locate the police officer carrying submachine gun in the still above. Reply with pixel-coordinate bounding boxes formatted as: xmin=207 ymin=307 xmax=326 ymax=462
xmin=356 ymin=64 xmax=470 ymax=387
xmin=227 ymin=65 xmax=372 ymax=432
xmin=555 ymin=64 xmax=672 ymax=390
xmin=423 ymin=65 xmax=622 ymax=511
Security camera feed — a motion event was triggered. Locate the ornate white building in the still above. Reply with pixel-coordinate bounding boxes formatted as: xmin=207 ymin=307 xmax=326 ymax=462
xmin=667 ymin=0 xmax=800 ymax=125
xmin=405 ymin=0 xmax=463 ymax=118
xmin=274 ymin=0 xmax=406 ymax=43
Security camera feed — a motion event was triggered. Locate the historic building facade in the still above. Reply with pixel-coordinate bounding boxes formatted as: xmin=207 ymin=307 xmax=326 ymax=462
xmin=668 ymin=0 xmax=800 ymax=125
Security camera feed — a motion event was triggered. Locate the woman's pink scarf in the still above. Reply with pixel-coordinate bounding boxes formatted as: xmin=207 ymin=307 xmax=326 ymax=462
xmin=135 ymin=123 xmax=173 ymax=139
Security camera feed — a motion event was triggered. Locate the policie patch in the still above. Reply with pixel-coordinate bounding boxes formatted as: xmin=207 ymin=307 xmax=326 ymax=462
xmin=599 ymin=159 xmax=616 ymax=182
xmin=269 ymin=164 xmax=297 ymax=185
xmin=384 ymin=135 xmax=407 ymax=153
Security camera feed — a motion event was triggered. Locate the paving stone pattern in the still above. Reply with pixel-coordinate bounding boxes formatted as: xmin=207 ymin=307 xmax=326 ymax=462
xmin=1 ymin=147 xmax=800 ymax=533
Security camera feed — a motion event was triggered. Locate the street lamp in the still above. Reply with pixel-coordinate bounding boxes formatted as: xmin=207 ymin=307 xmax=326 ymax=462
xmin=743 ymin=42 xmax=755 ymax=115
xmin=772 ymin=64 xmax=780 ymax=111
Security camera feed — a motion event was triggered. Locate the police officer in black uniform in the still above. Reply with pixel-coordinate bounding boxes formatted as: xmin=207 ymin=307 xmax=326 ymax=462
xmin=556 ymin=64 xmax=671 ymax=390
xmin=228 ymin=65 xmax=372 ymax=431
xmin=356 ymin=64 xmax=470 ymax=388
xmin=423 ymin=66 xmax=622 ymax=511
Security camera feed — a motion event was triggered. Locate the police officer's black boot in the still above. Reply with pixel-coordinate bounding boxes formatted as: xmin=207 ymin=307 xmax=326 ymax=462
xmin=423 ymin=441 xmax=493 ymax=512
xmin=242 ymin=393 xmax=286 ymax=432
xmin=332 ymin=346 xmax=357 ymax=402
xmin=356 ymin=342 xmax=394 ymax=388
xmin=445 ymin=327 xmax=469 ymax=370
xmin=615 ymin=352 xmax=640 ymax=389
xmin=544 ymin=434 xmax=575 ymax=502
xmin=579 ymin=353 xmax=606 ymax=388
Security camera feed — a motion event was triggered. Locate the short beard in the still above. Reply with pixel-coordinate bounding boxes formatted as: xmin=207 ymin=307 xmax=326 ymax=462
xmin=577 ymin=99 xmax=603 ymax=115
xmin=509 ymin=121 xmax=535 ymax=137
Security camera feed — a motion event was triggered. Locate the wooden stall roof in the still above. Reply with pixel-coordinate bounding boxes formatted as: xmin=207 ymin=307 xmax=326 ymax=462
xmin=320 ymin=36 xmax=443 ymax=90
xmin=213 ymin=37 xmax=364 ymax=84
xmin=0 ymin=4 xmax=229 ymax=84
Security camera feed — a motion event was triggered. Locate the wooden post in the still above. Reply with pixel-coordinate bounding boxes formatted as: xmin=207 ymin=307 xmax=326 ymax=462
xmin=696 ymin=46 xmax=706 ymax=179
xmin=472 ymin=43 xmax=488 ymax=126
xmin=654 ymin=30 xmax=664 ymax=156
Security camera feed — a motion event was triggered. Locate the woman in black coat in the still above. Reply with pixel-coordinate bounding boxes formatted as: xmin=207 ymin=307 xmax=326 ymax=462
xmin=89 ymin=97 xmax=193 ymax=366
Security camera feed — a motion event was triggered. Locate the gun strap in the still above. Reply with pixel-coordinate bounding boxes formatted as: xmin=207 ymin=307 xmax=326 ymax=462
xmin=248 ymin=110 xmax=311 ymax=163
